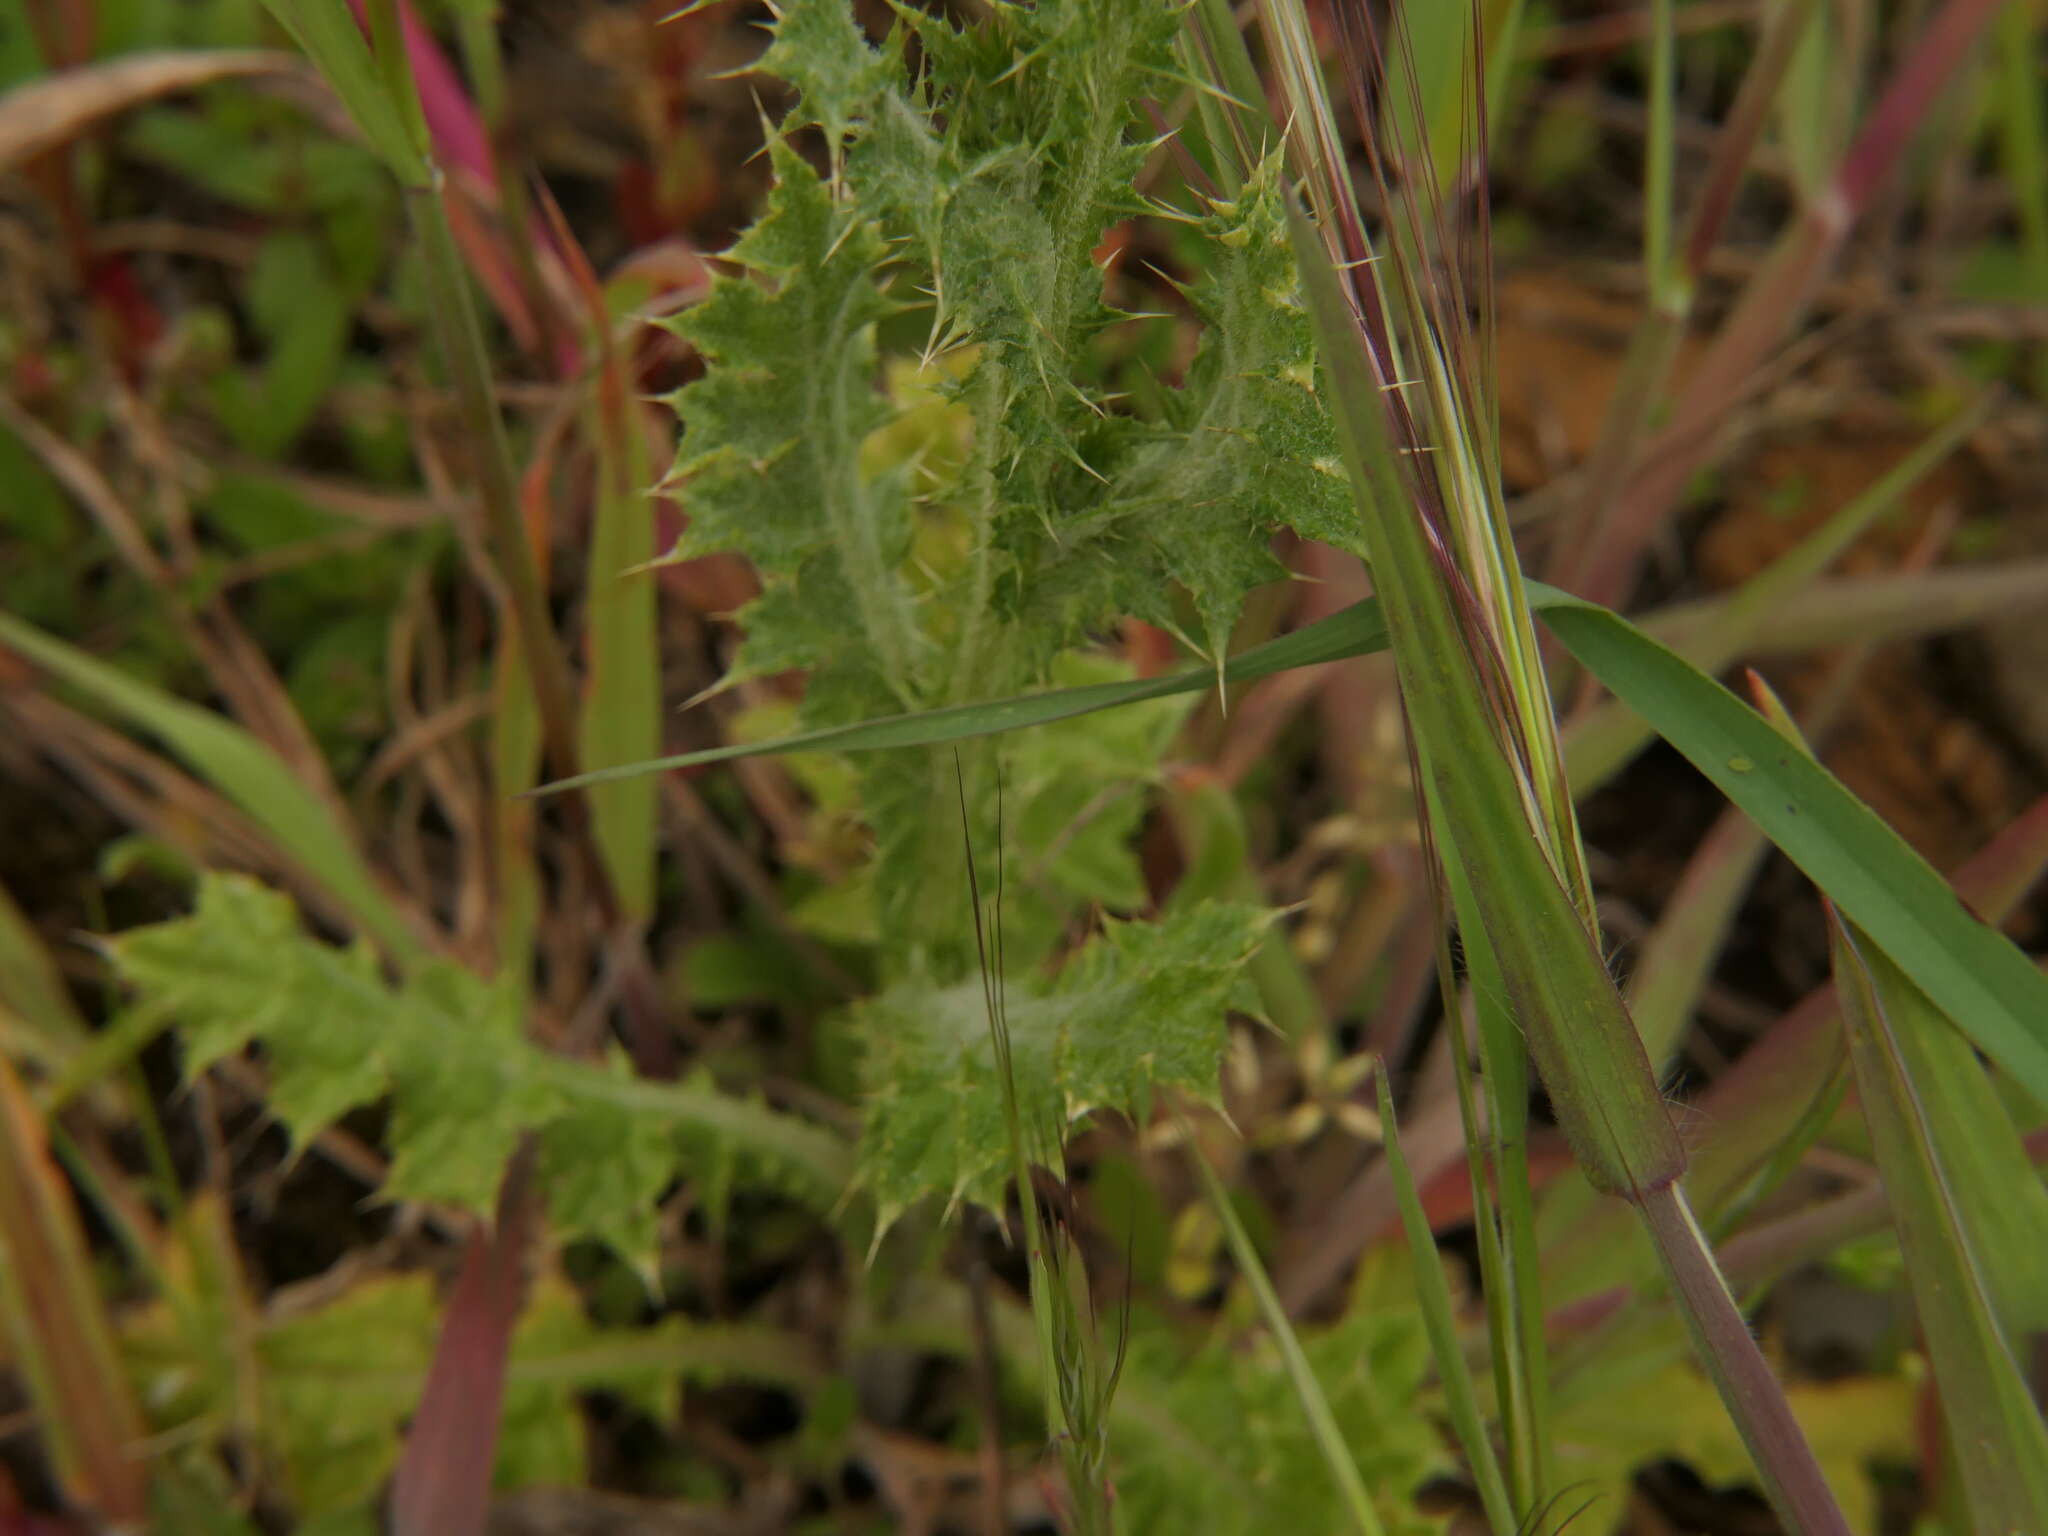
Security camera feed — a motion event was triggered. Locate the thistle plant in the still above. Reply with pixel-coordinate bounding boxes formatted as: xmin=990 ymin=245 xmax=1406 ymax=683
xmin=10 ymin=0 xmax=2048 ymax=1530
xmin=613 ymin=0 xmax=2048 ymax=1528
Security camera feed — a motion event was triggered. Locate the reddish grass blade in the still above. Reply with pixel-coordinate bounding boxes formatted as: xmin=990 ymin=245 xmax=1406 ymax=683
xmin=1572 ymin=0 xmax=2009 ymax=607
xmin=389 ymin=1143 xmax=541 ymax=1536
xmin=0 ymin=1057 xmax=149 ymax=1527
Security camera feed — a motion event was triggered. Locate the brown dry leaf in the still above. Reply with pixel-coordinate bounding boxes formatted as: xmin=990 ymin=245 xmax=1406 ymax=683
xmin=0 ymin=49 xmax=300 ymax=171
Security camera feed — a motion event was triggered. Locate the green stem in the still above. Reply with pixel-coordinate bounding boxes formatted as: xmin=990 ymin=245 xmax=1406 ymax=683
xmin=1644 ymin=0 xmax=1676 ymax=302
xmin=1376 ymin=1072 xmax=1517 ymax=1536
xmin=1188 ymin=1126 xmax=1386 ymax=1536
xmin=407 ymin=186 xmax=579 ymax=785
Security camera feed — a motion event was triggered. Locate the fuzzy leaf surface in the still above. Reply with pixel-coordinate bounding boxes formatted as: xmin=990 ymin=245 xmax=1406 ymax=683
xmin=110 ymin=876 xmax=850 ymax=1252
xmin=854 ymin=902 xmax=1268 ymax=1223
xmin=1114 ymin=1308 xmax=1449 ymax=1536
xmin=660 ymin=0 xmax=1363 ymax=968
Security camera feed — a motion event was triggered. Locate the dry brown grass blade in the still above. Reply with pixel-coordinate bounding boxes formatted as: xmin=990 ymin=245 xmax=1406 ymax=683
xmin=0 ymin=1055 xmax=149 ymax=1527
xmin=0 ymin=48 xmax=302 ymax=170
xmin=0 ymin=392 xmax=349 ymax=811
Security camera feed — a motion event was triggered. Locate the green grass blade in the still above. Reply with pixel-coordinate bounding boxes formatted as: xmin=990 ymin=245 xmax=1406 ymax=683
xmin=533 ymin=596 xmax=1390 ymax=794
xmin=536 ymin=550 xmax=2048 ymax=807
xmin=1435 ymin=831 xmax=1549 ymax=1516
xmin=0 ymin=613 xmax=421 ymax=965
xmin=577 ymin=394 xmax=661 ymax=922
xmin=1188 ymin=1128 xmax=1386 ymax=1536
xmin=1830 ymin=918 xmax=2048 ymax=1533
xmin=254 ymin=0 xmax=429 ymax=186
xmin=536 ymin=546 xmax=2048 ymax=798
xmin=1539 ymin=594 xmax=2048 ymax=1114
xmin=1375 ymin=1072 xmax=1517 ymax=1536
xmin=1564 ymin=399 xmax=1989 ymax=794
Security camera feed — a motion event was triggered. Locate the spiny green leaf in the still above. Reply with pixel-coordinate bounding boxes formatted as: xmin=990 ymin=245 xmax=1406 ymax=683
xmin=1110 ymin=155 xmax=1362 ymax=660
xmin=663 ymin=140 xmax=918 ymax=699
xmin=752 ymin=0 xmax=896 ymax=149
xmin=854 ymin=902 xmax=1269 ymax=1225
xmin=110 ymin=876 xmax=851 ymax=1244
xmin=659 ymin=0 xmax=1362 ymax=974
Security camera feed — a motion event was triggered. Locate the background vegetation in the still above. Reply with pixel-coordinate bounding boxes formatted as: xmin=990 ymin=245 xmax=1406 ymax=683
xmin=1 ymin=1 xmax=2045 ymax=1533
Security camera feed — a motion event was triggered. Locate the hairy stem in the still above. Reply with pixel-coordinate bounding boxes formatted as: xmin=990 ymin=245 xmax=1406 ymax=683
xmin=1637 ymin=1182 xmax=1851 ymax=1536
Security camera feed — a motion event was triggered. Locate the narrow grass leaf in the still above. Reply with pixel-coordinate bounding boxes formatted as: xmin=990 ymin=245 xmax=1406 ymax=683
xmin=1434 ymin=828 xmax=1549 ymax=1510
xmin=1829 ymin=918 xmax=2048 ymax=1534
xmin=254 ymin=0 xmax=429 ymax=185
xmin=0 ymin=1055 xmax=150 ymax=1524
xmin=577 ymin=393 xmax=661 ymax=922
xmin=0 ymin=612 xmax=421 ymax=965
xmin=532 ymin=596 xmax=1391 ymax=794
xmin=537 ymin=554 xmax=2048 ymax=797
xmin=1188 ymin=1126 xmax=1385 ymax=1536
xmin=1375 ymin=1072 xmax=1517 ymax=1536
xmin=1540 ymin=593 xmax=2048 ymax=1113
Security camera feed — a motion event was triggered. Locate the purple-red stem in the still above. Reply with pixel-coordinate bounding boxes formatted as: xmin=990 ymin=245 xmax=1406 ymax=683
xmin=344 ymin=0 xmax=582 ymax=377
xmin=389 ymin=1143 xmax=539 ymax=1536
xmin=1681 ymin=0 xmax=1817 ymax=283
xmin=1638 ymin=1182 xmax=1853 ymax=1536
xmin=1575 ymin=0 xmax=2007 ymax=608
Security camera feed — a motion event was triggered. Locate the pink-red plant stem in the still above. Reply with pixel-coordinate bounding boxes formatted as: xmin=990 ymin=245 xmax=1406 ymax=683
xmin=1638 ymin=1182 xmax=1853 ymax=1536
xmin=390 ymin=1143 xmax=539 ymax=1536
